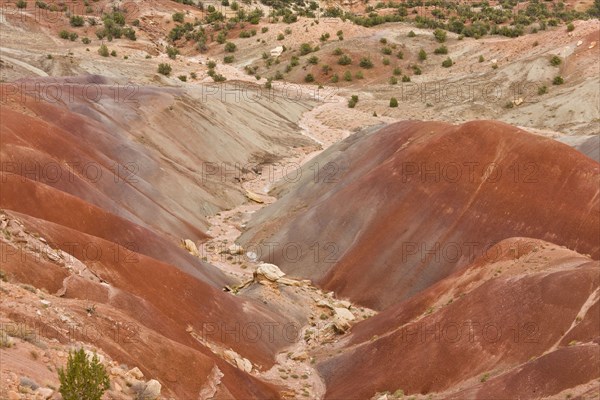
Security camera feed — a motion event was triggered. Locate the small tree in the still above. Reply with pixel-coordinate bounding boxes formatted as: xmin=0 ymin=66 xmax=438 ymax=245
xmin=158 ymin=63 xmax=172 ymax=76
xmin=390 ymin=97 xmax=398 ymax=107
xmin=441 ymin=57 xmax=453 ymax=67
xmin=418 ymin=49 xmax=427 ymax=61
xmin=58 ymin=349 xmax=109 ymax=400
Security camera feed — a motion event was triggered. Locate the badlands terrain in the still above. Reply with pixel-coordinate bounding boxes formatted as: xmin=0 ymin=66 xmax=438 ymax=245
xmin=0 ymin=0 xmax=599 ymax=399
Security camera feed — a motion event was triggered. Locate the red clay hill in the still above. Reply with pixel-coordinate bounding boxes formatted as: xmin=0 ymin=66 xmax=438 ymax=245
xmin=240 ymin=120 xmax=600 ymax=310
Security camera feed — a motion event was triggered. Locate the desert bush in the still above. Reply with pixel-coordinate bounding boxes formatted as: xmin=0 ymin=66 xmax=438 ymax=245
xmin=408 ymin=30 xmax=416 ymax=37
xmin=167 ymin=46 xmax=179 ymax=59
xmin=433 ymin=28 xmax=447 ymax=43
xmin=224 ymin=42 xmax=237 ymax=52
xmin=338 ymin=54 xmax=352 ymax=65
xmin=553 ymin=76 xmax=564 ymax=85
xmin=58 ymin=349 xmax=109 ymax=400
xmin=418 ymin=48 xmax=427 ymax=61
xmin=70 ymin=15 xmax=85 ymax=27
xmin=441 ymin=57 xmax=453 ymax=67
xmin=172 ymin=12 xmax=185 ymax=23
xmin=550 ymin=55 xmax=561 ymax=66
xmin=304 ymin=73 xmax=315 ymax=82
xmin=389 ymin=97 xmax=398 ymax=107
xmin=158 ymin=63 xmax=172 ymax=75
xmin=359 ymin=57 xmax=373 ymax=68
xmin=343 ymin=70 xmax=352 ymax=81
xmin=434 ymin=45 xmax=448 ymax=54
xmin=98 ymin=44 xmax=109 ymax=57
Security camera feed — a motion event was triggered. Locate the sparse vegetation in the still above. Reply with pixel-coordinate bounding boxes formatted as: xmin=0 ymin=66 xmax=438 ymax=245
xmin=408 ymin=30 xmax=416 ymax=38
xmin=418 ymin=49 xmax=427 ymax=61
xmin=389 ymin=97 xmax=398 ymax=107
xmin=550 ymin=55 xmax=562 ymax=66
xmin=348 ymin=95 xmax=359 ymax=108
xmin=553 ymin=76 xmax=564 ymax=85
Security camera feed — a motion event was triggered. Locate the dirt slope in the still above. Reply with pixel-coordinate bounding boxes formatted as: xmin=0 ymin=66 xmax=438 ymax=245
xmin=240 ymin=119 xmax=600 ymax=310
xmin=316 ymin=238 xmax=600 ymax=399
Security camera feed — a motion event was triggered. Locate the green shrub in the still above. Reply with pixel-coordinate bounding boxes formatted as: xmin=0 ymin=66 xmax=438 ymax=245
xmin=550 ymin=55 xmax=561 ymax=66
xmin=300 ymin=43 xmax=313 ymax=55
xmin=389 ymin=76 xmax=398 ymax=84
xmin=223 ymin=55 xmax=234 ymax=63
xmin=433 ymin=28 xmax=447 ymax=43
xmin=224 ymin=42 xmax=236 ymax=52
xmin=382 ymin=47 xmax=392 ymax=55
xmin=308 ymin=55 xmax=319 ymax=64
xmin=110 ymin=50 xmax=116 ymax=56
xmin=538 ymin=85 xmax=547 ymax=95
xmin=553 ymin=76 xmax=564 ymax=85
xmin=396 ymin=51 xmax=404 ymax=59
xmin=567 ymin=22 xmax=574 ymax=32
xmin=333 ymin=47 xmax=344 ymax=55
xmin=348 ymin=95 xmax=358 ymax=108
xmin=98 ymin=44 xmax=109 ymax=57
xmin=412 ymin=65 xmax=422 ymax=75
xmin=158 ymin=63 xmax=172 ymax=75
xmin=393 ymin=67 xmax=401 ymax=75
xmin=172 ymin=12 xmax=185 ymax=23
xmin=338 ymin=54 xmax=352 ymax=65
xmin=207 ymin=60 xmax=217 ymax=69
xmin=402 ymin=75 xmax=410 ymax=82
xmin=304 ymin=73 xmax=315 ymax=82
xmin=343 ymin=70 xmax=352 ymax=81
xmin=59 ymin=30 xmax=70 ymax=39
xmin=390 ymin=97 xmax=398 ymax=107
xmin=478 ymin=55 xmax=484 ymax=63
xmin=166 ymin=46 xmax=179 ymax=59
xmin=58 ymin=349 xmax=109 ymax=400
xmin=178 ymin=75 xmax=187 ymax=81
xmin=262 ymin=27 xmax=268 ymax=33
xmin=331 ymin=73 xmax=339 ymax=83
xmin=382 ymin=57 xmax=390 ymax=65
xmin=380 ymin=38 xmax=387 ymax=44
xmin=69 ymin=32 xmax=78 ymax=41
xmin=16 ymin=0 xmax=26 ymax=9
xmin=355 ymin=71 xmax=364 ymax=79
xmin=277 ymin=33 xmax=284 ymax=40
xmin=441 ymin=57 xmax=453 ymax=67
xmin=70 ymin=15 xmax=85 ymax=27
xmin=434 ymin=45 xmax=448 ymax=55
xmin=418 ymin=49 xmax=427 ymax=61
xmin=82 ymin=37 xmax=91 ymax=44
xmin=359 ymin=57 xmax=373 ymax=68
xmin=408 ymin=30 xmax=416 ymax=37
